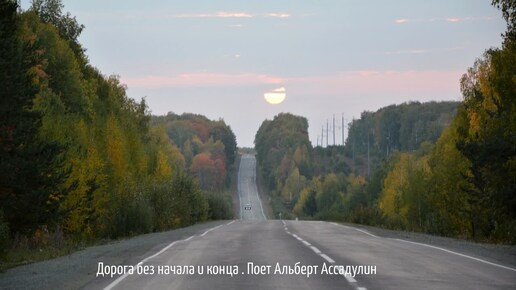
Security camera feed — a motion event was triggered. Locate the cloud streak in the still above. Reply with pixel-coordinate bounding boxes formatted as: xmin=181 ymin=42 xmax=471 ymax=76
xmin=175 ymin=12 xmax=253 ymax=18
xmin=123 ymin=70 xmax=462 ymax=99
xmin=384 ymin=49 xmax=427 ymax=55
xmin=394 ymin=16 xmax=492 ymax=24
xmin=288 ymin=70 xmax=463 ymax=97
xmin=266 ymin=13 xmax=290 ymax=18
xmin=395 ymin=19 xmax=409 ymax=24
xmin=122 ymin=73 xmax=285 ymax=88
xmin=174 ymin=11 xmax=290 ymax=19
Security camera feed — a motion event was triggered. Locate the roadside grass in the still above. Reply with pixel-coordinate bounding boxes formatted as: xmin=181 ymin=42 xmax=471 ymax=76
xmin=0 ymin=226 xmax=83 ymax=272
xmin=0 ymin=243 xmax=79 ymax=272
xmin=1 ymin=199 xmax=236 ymax=273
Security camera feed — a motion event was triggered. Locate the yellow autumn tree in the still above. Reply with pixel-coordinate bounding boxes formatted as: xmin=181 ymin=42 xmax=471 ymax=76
xmin=379 ymin=153 xmax=411 ymax=227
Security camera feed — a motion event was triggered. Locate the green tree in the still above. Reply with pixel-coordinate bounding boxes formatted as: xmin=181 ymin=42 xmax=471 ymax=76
xmin=303 ymin=189 xmax=317 ymax=217
xmin=457 ymin=44 xmax=516 ymax=240
xmin=30 ymin=0 xmax=85 ymax=57
xmin=492 ymin=0 xmax=516 ymax=40
xmin=209 ymin=120 xmax=237 ymax=166
xmin=427 ymin=118 xmax=472 ymax=236
xmin=0 ymin=0 xmax=64 ymax=233
xmin=255 ymin=113 xmax=312 ymax=191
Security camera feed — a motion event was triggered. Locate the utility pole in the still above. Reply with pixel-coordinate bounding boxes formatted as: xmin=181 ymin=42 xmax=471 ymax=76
xmin=367 ymin=125 xmax=370 ymax=178
xmin=326 ymin=120 xmax=329 ymax=148
xmin=333 ymin=114 xmax=336 ymax=146
xmin=352 ymin=117 xmax=355 ymax=162
xmin=321 ymin=126 xmax=324 ymax=148
xmin=342 ymin=113 xmax=345 ymax=146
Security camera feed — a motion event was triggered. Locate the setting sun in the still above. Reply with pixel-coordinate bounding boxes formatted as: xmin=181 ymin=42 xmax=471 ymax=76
xmin=263 ymin=87 xmax=286 ymax=105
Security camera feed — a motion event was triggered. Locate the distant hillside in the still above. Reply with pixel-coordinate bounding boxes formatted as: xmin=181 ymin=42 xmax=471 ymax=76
xmin=342 ymin=101 xmax=460 ymax=176
xmin=253 ymin=102 xmax=461 ymax=221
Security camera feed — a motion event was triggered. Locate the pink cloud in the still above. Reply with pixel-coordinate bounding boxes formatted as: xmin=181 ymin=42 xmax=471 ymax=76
xmin=287 ymin=70 xmax=462 ymax=97
xmin=174 ymin=11 xmax=291 ymax=19
xmin=175 ymin=12 xmax=253 ymax=18
xmin=447 ymin=18 xmax=461 ymax=23
xmin=122 ymin=70 xmax=462 ymax=101
xmin=122 ymin=73 xmax=285 ymax=88
xmin=267 ymin=13 xmax=290 ymax=18
xmin=395 ymin=17 xmax=492 ymax=24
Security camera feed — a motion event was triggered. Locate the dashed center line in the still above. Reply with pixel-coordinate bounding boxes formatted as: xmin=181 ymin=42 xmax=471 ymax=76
xmin=320 ymin=253 xmax=335 ymax=264
xmin=310 ymin=246 xmax=321 ymax=254
xmin=282 ymin=220 xmax=367 ymax=290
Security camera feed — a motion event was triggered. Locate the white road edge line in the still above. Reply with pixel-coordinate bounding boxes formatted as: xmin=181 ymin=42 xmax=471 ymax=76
xmin=302 ymin=240 xmax=311 ymax=246
xmin=103 ymin=223 xmax=229 ymax=290
xmin=249 ymin=156 xmax=267 ymax=220
xmin=392 ymin=238 xmax=516 ymax=272
xmin=332 ymin=221 xmax=516 ymax=272
xmin=237 ymin=157 xmax=243 ymax=220
xmin=353 ymin=228 xmax=379 ymax=238
xmin=255 ymin=187 xmax=267 ymax=220
xmin=331 ymin=222 xmax=379 ymax=238
xmin=200 ymin=224 xmax=224 ymax=237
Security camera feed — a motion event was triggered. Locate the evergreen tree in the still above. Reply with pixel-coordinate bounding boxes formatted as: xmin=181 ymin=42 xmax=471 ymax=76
xmin=0 ymin=0 xmax=63 ymax=233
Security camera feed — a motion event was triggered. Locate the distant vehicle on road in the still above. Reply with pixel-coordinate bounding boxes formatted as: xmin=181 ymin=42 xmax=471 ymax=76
xmin=244 ymin=204 xmax=252 ymax=210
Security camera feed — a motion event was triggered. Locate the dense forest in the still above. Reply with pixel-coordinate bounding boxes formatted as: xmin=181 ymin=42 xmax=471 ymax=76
xmin=150 ymin=113 xmax=236 ymax=220
xmin=0 ymin=0 xmax=235 ymax=263
xmin=255 ymin=1 xmax=516 ymax=243
xmin=314 ymin=101 xmax=459 ymax=178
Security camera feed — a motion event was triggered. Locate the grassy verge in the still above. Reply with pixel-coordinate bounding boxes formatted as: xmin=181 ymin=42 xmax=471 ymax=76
xmin=0 ymin=226 xmax=86 ymax=272
xmin=1 ymin=244 xmax=79 ymax=272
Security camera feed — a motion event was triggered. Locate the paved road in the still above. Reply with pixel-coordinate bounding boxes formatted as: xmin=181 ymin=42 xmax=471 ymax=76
xmin=94 ymin=219 xmax=516 ymax=290
xmin=92 ymin=154 xmax=515 ymax=290
xmin=238 ymin=154 xmax=267 ymax=220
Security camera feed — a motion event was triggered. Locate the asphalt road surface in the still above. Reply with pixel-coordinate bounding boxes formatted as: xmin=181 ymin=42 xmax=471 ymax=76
xmin=238 ymin=154 xmax=267 ymax=221
xmin=2 ymin=154 xmax=515 ymax=289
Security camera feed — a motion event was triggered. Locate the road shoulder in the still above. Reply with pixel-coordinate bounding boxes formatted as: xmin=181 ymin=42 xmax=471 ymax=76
xmin=333 ymin=221 xmax=516 ymax=269
xmin=0 ymin=221 xmax=229 ymax=290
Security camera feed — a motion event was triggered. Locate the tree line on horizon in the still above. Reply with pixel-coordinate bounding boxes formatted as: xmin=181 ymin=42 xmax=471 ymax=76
xmin=0 ymin=0 xmax=236 ymax=258
xmin=255 ymin=0 xmax=516 ymax=243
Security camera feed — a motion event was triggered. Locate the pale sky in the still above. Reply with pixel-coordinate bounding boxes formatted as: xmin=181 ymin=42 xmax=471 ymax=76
xmin=20 ymin=1 xmax=506 ymax=147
